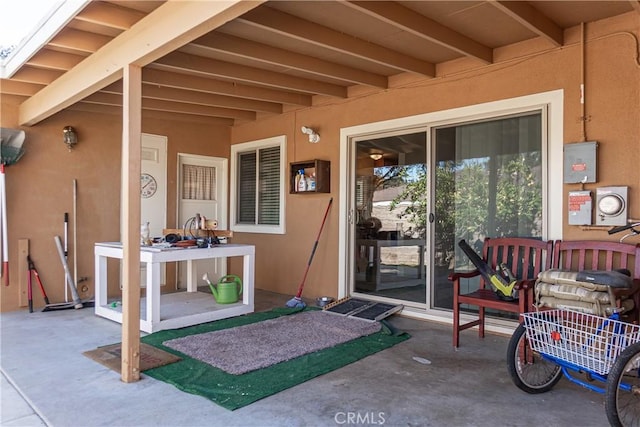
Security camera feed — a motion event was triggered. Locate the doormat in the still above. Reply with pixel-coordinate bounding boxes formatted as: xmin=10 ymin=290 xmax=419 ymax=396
xmin=83 ymin=342 xmax=181 ymax=374
xmin=163 ymin=310 xmax=381 ymax=375
xmin=141 ymin=307 xmax=410 ymax=410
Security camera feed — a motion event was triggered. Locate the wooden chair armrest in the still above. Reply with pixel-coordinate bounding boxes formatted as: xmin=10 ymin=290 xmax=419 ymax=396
xmin=514 ymin=279 xmax=536 ymax=291
xmin=448 ymin=270 xmax=481 ymax=282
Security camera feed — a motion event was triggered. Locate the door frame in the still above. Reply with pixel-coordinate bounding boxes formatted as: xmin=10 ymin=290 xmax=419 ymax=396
xmin=176 ymin=153 xmax=228 ymax=286
xmin=339 ymin=90 xmax=564 ymax=325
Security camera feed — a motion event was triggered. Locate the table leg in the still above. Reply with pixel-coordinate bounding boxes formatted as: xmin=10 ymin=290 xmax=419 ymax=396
xmin=147 ymin=261 xmax=161 ymax=328
xmin=186 ymin=259 xmax=198 ymax=292
xmin=95 ymin=254 xmax=108 ymax=308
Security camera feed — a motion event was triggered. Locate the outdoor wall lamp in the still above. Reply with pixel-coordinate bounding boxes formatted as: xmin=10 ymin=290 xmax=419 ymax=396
xmin=63 ymin=126 xmax=78 ymax=151
xmin=301 ymin=126 xmax=320 ymax=143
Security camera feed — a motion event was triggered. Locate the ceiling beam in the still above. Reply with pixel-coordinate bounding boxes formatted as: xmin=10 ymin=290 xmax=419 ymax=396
xmin=69 ymin=102 xmax=235 ymax=126
xmin=100 ymin=81 xmax=283 ymax=113
xmin=74 ymin=1 xmax=145 ymax=30
xmin=344 ymin=1 xmax=493 ymax=64
xmin=26 ymin=49 xmax=85 ymax=71
xmin=142 ymin=68 xmax=312 ymax=106
xmin=143 ymin=98 xmax=256 ymax=121
xmin=9 ymin=67 xmax=63 ymax=85
xmin=142 ymin=84 xmax=282 ymax=114
xmin=238 ymin=6 xmax=435 ymax=76
xmin=19 ymin=0 xmax=265 ymax=126
xmin=155 ymin=51 xmax=348 ymax=98
xmin=489 ymin=0 xmax=564 ymax=46
xmin=190 ymin=32 xmax=388 ymax=88
xmin=81 ymin=91 xmax=257 ymax=121
xmin=0 ymin=80 xmax=43 ymax=97
xmin=48 ymin=28 xmax=113 ymax=54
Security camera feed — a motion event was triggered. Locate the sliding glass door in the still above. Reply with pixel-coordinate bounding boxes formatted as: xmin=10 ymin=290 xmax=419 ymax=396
xmin=352 ymin=131 xmax=427 ymax=305
xmin=432 ymin=112 xmax=543 ymax=312
xmin=348 ymin=111 xmax=543 ymax=315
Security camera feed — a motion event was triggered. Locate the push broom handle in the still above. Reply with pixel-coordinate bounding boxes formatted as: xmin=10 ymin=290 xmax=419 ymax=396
xmin=54 ymin=236 xmax=83 ymax=309
xmin=295 ymin=197 xmax=333 ymax=298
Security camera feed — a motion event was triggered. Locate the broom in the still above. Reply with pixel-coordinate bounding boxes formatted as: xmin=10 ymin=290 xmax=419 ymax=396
xmin=286 ymin=197 xmax=333 ymax=308
xmin=0 ymin=128 xmax=26 ymax=286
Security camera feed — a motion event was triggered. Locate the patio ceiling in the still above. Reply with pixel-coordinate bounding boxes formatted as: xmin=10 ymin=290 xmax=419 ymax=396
xmin=1 ymin=0 xmax=638 ymax=127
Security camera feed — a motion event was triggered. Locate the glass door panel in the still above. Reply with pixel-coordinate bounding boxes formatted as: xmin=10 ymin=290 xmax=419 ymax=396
xmin=352 ymin=132 xmax=427 ymax=304
xmin=432 ymin=112 xmax=543 ymax=313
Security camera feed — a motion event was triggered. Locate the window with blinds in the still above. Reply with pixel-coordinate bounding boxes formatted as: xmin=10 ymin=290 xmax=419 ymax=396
xmin=232 ymin=136 xmax=285 ymax=233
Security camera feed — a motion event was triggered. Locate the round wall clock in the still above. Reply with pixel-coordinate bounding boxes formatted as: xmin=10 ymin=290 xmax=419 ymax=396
xmin=140 ymin=173 xmax=158 ymax=198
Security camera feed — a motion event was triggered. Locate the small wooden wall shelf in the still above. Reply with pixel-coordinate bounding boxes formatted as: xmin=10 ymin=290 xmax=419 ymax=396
xmin=290 ymin=159 xmax=330 ymax=193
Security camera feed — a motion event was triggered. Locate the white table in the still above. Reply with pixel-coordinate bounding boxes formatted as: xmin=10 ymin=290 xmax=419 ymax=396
xmin=94 ymin=242 xmax=255 ymax=332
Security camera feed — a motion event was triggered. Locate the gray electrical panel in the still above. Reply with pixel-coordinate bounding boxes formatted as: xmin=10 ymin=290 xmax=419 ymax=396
xmin=564 ymin=141 xmax=597 ymax=183
xmin=568 ymin=190 xmax=592 ymax=225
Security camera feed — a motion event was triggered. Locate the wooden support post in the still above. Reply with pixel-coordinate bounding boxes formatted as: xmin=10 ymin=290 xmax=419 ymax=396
xmin=18 ymin=239 xmax=29 ymax=307
xmin=121 ymin=64 xmax=142 ymax=383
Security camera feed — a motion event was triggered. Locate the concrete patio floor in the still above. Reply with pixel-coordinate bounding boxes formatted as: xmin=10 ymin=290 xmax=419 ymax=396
xmin=1 ymin=290 xmax=609 ymax=426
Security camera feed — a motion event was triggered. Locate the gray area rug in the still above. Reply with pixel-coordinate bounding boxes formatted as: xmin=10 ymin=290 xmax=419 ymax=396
xmin=163 ymin=310 xmax=381 ymax=375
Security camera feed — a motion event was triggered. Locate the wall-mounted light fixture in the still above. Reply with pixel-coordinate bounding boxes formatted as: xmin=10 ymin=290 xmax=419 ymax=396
xmin=63 ymin=126 xmax=78 ymax=151
xmin=301 ymin=126 xmax=320 ymax=143
xmin=369 ymin=153 xmax=383 ymax=161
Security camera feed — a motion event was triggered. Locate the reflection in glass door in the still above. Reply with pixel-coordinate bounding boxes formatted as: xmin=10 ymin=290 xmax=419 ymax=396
xmin=432 ymin=112 xmax=543 ymax=314
xmin=352 ymin=131 xmax=427 ymax=305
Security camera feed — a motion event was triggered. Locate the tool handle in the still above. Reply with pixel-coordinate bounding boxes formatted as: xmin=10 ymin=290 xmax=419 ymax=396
xmin=54 ymin=236 xmax=83 ymax=309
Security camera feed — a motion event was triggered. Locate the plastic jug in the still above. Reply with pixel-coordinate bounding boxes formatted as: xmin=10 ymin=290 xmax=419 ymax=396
xmin=203 ymin=273 xmax=243 ymax=304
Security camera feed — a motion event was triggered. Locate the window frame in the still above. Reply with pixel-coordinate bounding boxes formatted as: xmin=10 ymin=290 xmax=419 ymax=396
xmin=230 ymin=135 xmax=286 ymax=234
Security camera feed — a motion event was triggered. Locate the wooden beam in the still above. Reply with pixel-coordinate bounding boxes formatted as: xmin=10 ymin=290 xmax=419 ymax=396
xmin=26 ymin=49 xmax=85 ymax=71
xmin=142 ymin=85 xmax=282 ymax=114
xmin=238 ymin=6 xmax=435 ymax=76
xmin=143 ymin=98 xmax=257 ymax=121
xmin=142 ymin=68 xmax=313 ymax=106
xmin=10 ymin=67 xmax=63 ymax=85
xmin=19 ymin=0 xmax=264 ymax=126
xmin=121 ymin=64 xmax=142 ymax=383
xmin=70 ymin=102 xmax=236 ymax=126
xmin=74 ymin=1 xmax=146 ymax=30
xmin=0 ymin=80 xmax=43 ymax=97
xmin=489 ymin=0 xmax=564 ymax=47
xmin=191 ymin=32 xmax=388 ymax=88
xmin=155 ymin=52 xmax=348 ymax=98
xmin=100 ymin=83 xmax=283 ymax=113
xmin=344 ymin=1 xmax=493 ymax=64
xmin=82 ymin=91 xmax=258 ymax=120
xmin=48 ymin=28 xmax=113 ymax=54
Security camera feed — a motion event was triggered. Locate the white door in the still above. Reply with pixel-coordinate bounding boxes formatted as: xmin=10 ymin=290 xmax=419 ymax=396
xmin=177 ymin=153 xmax=227 ymax=288
xmin=120 ymin=134 xmax=168 ymax=289
xmin=141 ymin=134 xmax=168 ymax=239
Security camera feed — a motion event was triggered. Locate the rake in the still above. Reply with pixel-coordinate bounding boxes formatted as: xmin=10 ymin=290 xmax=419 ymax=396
xmin=0 ymin=128 xmax=26 ymax=286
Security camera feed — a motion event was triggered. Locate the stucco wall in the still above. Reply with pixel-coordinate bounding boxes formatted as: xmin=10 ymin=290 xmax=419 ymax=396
xmin=1 ymin=12 xmax=638 ymax=312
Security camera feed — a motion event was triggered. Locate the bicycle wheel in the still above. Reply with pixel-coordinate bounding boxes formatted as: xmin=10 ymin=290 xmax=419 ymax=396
xmin=507 ymin=323 xmax=562 ymax=393
xmin=605 ymin=341 xmax=640 ymax=427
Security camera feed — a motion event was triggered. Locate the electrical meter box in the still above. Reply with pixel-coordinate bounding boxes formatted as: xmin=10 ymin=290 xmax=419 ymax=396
xmin=595 ymin=186 xmax=628 ymax=226
xmin=564 ymin=141 xmax=597 ymax=184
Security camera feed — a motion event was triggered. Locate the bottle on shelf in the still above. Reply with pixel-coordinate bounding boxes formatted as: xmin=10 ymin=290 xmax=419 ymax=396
xmin=297 ymin=169 xmax=307 ymax=192
xmin=308 ymin=173 xmax=316 ymax=191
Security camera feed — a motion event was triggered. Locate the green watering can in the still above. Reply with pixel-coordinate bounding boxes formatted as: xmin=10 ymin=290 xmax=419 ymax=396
xmin=203 ymin=273 xmax=242 ymax=304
